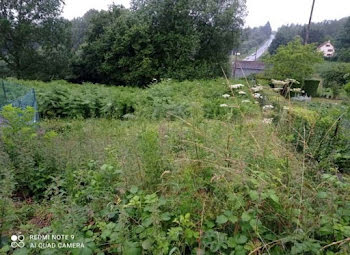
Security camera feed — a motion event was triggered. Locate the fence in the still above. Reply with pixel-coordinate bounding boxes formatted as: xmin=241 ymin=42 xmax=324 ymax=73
xmin=0 ymin=80 xmax=39 ymax=122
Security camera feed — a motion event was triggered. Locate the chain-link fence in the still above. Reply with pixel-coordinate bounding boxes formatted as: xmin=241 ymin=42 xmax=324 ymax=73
xmin=0 ymin=80 xmax=39 ymax=122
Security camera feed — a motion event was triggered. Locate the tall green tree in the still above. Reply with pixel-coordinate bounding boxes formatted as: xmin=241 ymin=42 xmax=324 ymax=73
xmin=336 ymin=17 xmax=350 ymax=62
xmin=0 ymin=0 xmax=71 ymax=80
xmin=71 ymin=9 xmax=99 ymax=51
xmin=74 ymin=0 xmax=246 ymax=86
xmin=265 ymin=37 xmax=323 ymax=82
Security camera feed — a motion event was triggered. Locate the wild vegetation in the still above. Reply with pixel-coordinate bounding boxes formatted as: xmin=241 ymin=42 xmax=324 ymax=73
xmin=0 ymin=0 xmax=245 ymax=86
xmin=0 ymin=78 xmax=349 ymax=255
xmin=0 ymin=1 xmax=350 ymax=255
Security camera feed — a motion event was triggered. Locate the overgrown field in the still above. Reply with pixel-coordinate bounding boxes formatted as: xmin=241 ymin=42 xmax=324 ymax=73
xmin=0 ymin=79 xmax=349 ymax=255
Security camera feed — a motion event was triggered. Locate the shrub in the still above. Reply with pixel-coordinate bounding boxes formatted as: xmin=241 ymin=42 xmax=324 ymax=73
xmin=319 ymin=62 xmax=350 ymax=87
xmin=303 ymin=79 xmax=320 ymax=97
xmin=345 ymin=82 xmax=350 ymax=97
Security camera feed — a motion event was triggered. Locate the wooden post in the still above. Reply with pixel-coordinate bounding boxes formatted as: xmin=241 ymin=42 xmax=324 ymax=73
xmin=255 ymin=46 xmax=258 ymax=61
xmin=233 ymin=53 xmax=238 ymax=78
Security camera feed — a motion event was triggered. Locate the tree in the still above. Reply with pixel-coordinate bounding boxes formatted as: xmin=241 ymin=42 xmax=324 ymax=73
xmin=133 ymin=0 xmax=246 ymax=81
xmin=301 ymin=27 xmax=326 ymax=45
xmin=0 ymin=0 xmax=71 ymax=80
xmin=74 ymin=0 xmax=246 ymax=86
xmin=268 ymin=25 xmax=302 ymax=54
xmin=71 ymin=6 xmax=157 ymax=86
xmin=320 ymin=63 xmax=350 ymax=87
xmin=265 ymin=37 xmax=323 ymax=82
xmin=336 ymin=17 xmax=350 ymax=62
xmin=71 ymin=9 xmax=99 ymax=51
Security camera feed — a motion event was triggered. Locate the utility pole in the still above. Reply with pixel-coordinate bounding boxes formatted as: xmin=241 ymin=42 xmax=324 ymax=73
xmin=305 ymin=0 xmax=316 ymax=45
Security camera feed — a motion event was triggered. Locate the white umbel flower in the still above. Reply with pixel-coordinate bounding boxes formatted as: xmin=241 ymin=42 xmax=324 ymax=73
xmin=253 ymin=93 xmax=261 ymax=99
xmin=220 ymin=104 xmax=228 ymax=108
xmin=251 ymin=86 xmax=263 ymax=92
xmin=230 ymin=84 xmax=245 ymax=89
xmin=238 ymin=91 xmax=246 ymax=95
xmin=222 ymin=94 xmax=230 ymax=98
xmin=263 ymin=105 xmax=274 ymax=110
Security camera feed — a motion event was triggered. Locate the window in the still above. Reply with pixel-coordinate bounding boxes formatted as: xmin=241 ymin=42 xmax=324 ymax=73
xmin=328 ymin=49 xmax=333 ymax=52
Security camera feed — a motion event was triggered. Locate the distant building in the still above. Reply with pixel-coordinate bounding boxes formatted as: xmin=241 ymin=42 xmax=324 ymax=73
xmin=233 ymin=61 xmax=265 ymax=78
xmin=317 ymin=40 xmax=335 ymax=57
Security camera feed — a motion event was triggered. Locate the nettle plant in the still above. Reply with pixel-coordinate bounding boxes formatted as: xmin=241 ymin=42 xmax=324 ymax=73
xmin=0 ymin=105 xmax=61 ymax=198
xmin=83 ymin=189 xmax=199 ymax=255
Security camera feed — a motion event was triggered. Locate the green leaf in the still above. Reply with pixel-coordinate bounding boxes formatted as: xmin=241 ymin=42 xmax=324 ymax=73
xmin=142 ymin=239 xmax=153 ymax=250
xmin=241 ymin=212 xmax=251 ymax=222
xmin=228 ymin=215 xmax=238 ymax=224
xmin=86 ymin=230 xmax=94 ymax=237
xmin=130 ymin=186 xmax=138 ymax=194
xmin=269 ymin=193 xmax=279 ymax=203
xmin=249 ymin=190 xmax=259 ymax=201
xmin=216 ymin=215 xmax=228 ymax=225
xmin=227 ymin=237 xmax=236 ymax=248
xmin=237 ymin=235 xmax=248 ymax=244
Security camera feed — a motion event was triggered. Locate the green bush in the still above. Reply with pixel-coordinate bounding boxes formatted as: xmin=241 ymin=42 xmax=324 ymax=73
xmin=345 ymin=82 xmax=350 ymax=97
xmin=303 ymin=79 xmax=320 ymax=97
xmin=319 ymin=62 xmax=350 ymax=87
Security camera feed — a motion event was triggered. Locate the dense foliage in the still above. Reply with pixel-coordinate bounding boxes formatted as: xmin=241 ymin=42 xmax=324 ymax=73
xmin=0 ymin=0 xmax=71 ymax=80
xmin=71 ymin=1 xmax=246 ymax=86
xmin=0 ymin=79 xmax=349 ymax=254
xmin=336 ymin=17 xmax=350 ymax=62
xmin=0 ymin=0 xmax=246 ymax=86
xmin=265 ymin=38 xmax=323 ymax=82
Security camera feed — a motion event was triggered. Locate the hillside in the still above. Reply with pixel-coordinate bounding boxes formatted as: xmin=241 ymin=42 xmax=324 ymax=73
xmin=269 ymin=17 xmax=349 ymax=55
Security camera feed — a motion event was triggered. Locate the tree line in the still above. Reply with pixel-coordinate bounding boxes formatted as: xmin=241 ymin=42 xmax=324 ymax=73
xmin=0 ymin=0 xmax=247 ymax=86
xmin=268 ymin=17 xmax=350 ymax=62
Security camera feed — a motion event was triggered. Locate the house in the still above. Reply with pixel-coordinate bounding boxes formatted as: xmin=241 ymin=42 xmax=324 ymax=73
xmin=317 ymin=40 xmax=335 ymax=57
xmin=233 ymin=61 xmax=265 ymax=78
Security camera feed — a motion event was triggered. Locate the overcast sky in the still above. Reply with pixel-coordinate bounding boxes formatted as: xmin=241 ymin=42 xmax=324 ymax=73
xmin=62 ymin=0 xmax=350 ymax=30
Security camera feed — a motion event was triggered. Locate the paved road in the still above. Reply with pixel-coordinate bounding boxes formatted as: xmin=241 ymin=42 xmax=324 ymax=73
xmin=244 ymin=34 xmax=275 ymax=61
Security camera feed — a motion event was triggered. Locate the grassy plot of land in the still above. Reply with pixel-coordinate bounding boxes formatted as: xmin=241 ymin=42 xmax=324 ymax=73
xmin=0 ymin=79 xmax=349 ymax=255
